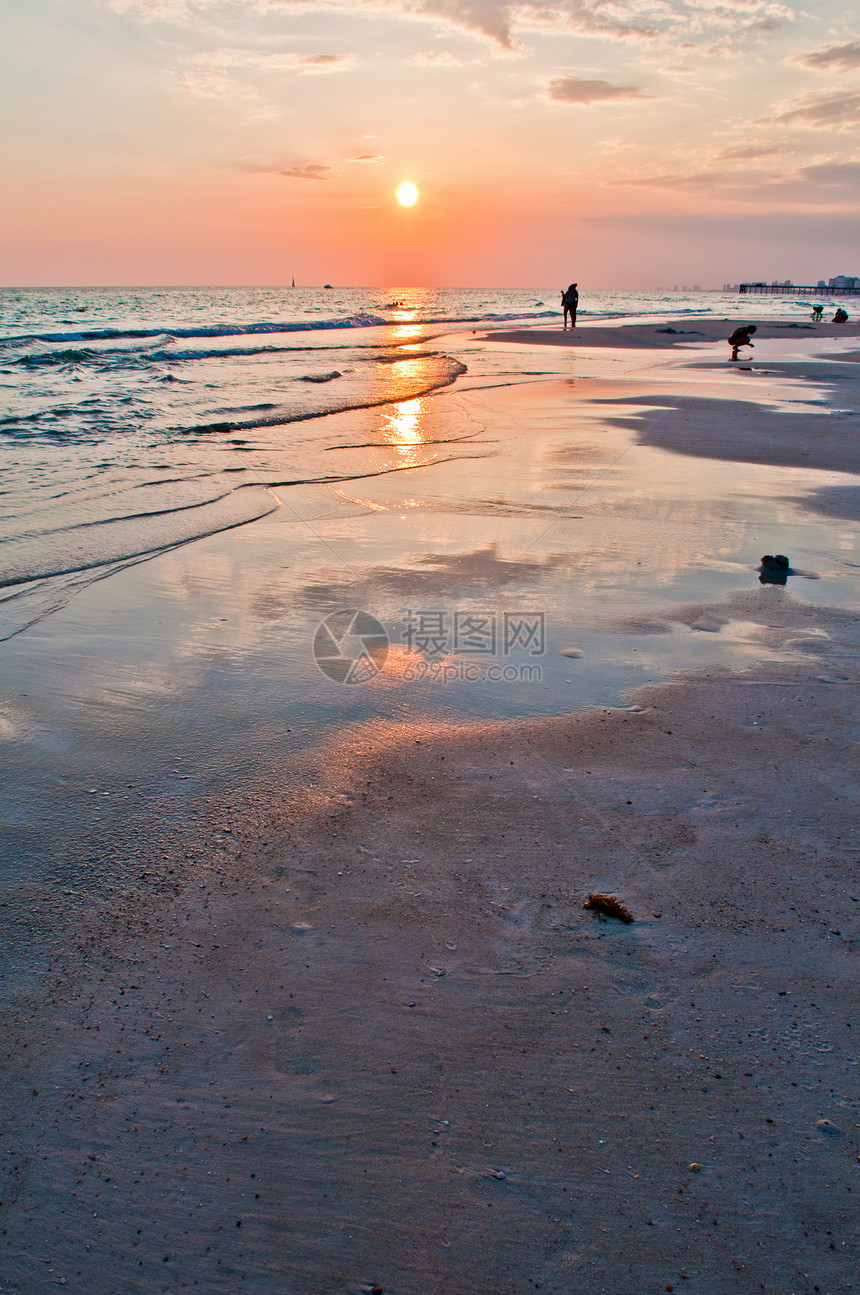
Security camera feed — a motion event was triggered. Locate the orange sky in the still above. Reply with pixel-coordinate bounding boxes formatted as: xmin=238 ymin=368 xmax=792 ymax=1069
xmin=2 ymin=0 xmax=858 ymax=286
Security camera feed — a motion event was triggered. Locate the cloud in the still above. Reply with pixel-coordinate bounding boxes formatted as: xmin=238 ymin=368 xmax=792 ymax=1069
xmin=189 ymin=49 xmax=351 ymax=73
xmin=108 ymin=0 xmax=797 ymax=57
xmin=178 ymin=67 xmax=238 ymax=96
xmin=512 ymin=4 xmax=661 ymax=45
xmin=269 ymin=163 xmax=333 ymax=179
xmin=548 ymin=74 xmax=653 ymax=104
xmin=348 ymin=153 xmax=386 ymax=162
xmin=614 ymin=156 xmax=860 ymax=201
xmin=176 ymin=47 xmax=352 ymax=94
xmin=108 ymin=0 xmax=191 ymax=16
xmin=795 ymin=160 xmax=860 ymax=187
xmin=615 ymin=169 xmax=741 ymax=192
xmin=718 ymin=143 xmax=788 ymax=160
xmin=795 ymin=41 xmax=860 ymax=72
xmin=300 ymin=52 xmax=352 ymax=69
xmin=409 ymin=49 xmax=476 ymax=65
xmin=768 ymin=90 xmax=860 ymax=129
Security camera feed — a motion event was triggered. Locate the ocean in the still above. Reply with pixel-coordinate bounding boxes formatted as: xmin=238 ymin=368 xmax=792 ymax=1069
xmin=0 ymin=285 xmax=828 ymax=642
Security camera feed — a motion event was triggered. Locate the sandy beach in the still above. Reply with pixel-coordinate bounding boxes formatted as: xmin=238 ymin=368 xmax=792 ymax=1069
xmin=2 ymin=315 xmax=858 ymax=1294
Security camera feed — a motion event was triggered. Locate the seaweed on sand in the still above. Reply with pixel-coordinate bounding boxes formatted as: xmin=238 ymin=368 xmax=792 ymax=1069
xmin=584 ymin=892 xmax=634 ymax=923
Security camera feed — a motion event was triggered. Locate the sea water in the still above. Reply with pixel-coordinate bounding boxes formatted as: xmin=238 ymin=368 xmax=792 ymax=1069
xmin=0 ymin=285 xmax=832 ymax=641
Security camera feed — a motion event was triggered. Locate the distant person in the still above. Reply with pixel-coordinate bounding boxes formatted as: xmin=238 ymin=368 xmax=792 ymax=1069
xmin=561 ymin=283 xmax=579 ymax=329
xmin=811 ymin=304 xmax=824 ymax=321
xmin=727 ymin=323 xmax=757 ymax=361
xmin=833 ymin=307 xmax=848 ymax=323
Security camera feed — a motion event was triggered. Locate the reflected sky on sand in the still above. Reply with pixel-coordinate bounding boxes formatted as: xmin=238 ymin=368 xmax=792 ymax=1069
xmin=5 ymin=364 xmax=859 ymax=729
xmin=2 ymin=334 xmax=859 ymax=898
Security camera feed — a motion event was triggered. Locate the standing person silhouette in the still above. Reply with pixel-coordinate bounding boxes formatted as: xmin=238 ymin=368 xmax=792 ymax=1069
xmin=561 ymin=283 xmax=579 ymax=330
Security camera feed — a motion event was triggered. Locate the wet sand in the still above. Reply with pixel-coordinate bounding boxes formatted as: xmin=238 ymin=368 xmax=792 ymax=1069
xmin=2 ymin=319 xmax=858 ymax=1294
xmin=493 ymin=316 xmax=860 ymax=351
xmin=491 ymin=317 xmax=860 ymax=483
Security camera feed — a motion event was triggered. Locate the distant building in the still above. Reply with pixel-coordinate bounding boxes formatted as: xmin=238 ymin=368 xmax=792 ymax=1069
xmin=830 ymin=275 xmax=859 ymax=289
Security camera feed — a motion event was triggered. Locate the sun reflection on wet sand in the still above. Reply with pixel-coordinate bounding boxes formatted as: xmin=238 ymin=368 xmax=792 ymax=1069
xmin=381 ymin=396 xmax=426 ymax=465
xmin=329 ymin=486 xmax=388 ymax=512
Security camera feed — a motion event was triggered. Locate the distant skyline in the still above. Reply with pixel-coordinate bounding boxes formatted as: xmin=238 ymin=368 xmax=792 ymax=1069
xmin=2 ymin=0 xmax=859 ymax=287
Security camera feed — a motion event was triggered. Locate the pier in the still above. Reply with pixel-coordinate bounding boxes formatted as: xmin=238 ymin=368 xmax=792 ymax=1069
xmin=739 ymin=282 xmax=858 ymax=296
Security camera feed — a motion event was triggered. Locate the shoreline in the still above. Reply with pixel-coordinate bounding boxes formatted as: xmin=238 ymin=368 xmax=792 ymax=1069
xmin=489 ymin=316 xmax=860 ymax=350
xmin=1 ymin=315 xmax=858 ymax=1292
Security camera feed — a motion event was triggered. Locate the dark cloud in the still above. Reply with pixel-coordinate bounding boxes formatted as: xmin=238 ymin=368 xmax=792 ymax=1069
xmin=718 ymin=143 xmax=787 ymax=160
xmin=769 ymin=90 xmax=860 ymax=128
xmin=615 ymin=169 xmax=740 ymax=191
xmin=795 ymin=41 xmax=860 ymax=72
xmin=615 ymin=160 xmax=860 ymax=202
xmin=548 ymin=75 xmax=652 ymax=104
xmin=795 ymin=160 xmax=860 ymax=187
xmin=301 ymin=53 xmax=345 ymax=66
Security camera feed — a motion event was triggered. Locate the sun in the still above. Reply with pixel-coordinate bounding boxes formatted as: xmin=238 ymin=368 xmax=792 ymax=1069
xmin=395 ymin=180 xmax=419 ymax=208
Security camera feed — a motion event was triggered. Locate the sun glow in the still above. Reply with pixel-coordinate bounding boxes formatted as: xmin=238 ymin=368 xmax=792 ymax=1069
xmin=395 ymin=181 xmax=419 ymax=208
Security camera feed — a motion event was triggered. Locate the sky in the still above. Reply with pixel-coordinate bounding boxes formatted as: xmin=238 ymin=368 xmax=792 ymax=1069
xmin=1 ymin=0 xmax=858 ymax=286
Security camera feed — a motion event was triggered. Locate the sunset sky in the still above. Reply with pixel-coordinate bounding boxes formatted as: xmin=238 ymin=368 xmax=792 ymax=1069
xmin=3 ymin=0 xmax=858 ymax=286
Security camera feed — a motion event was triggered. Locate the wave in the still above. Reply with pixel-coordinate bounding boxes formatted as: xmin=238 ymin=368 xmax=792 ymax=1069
xmin=3 ymin=339 xmax=345 ymax=369
xmin=0 ymin=340 xmax=290 ymax=369
xmin=0 ymin=306 xmax=737 ymax=364
xmin=14 ymin=347 xmax=101 ymax=367
xmin=181 ymin=357 xmax=467 ymax=436
xmin=0 ymin=308 xmax=560 ymax=349
xmin=0 ymin=451 xmax=487 ymax=598
xmin=0 ymin=335 xmax=484 ymax=372
xmin=0 ymin=488 xmax=279 ymax=593
xmin=0 ymin=353 xmax=464 ymax=439
xmin=0 ymin=348 xmax=466 ymax=440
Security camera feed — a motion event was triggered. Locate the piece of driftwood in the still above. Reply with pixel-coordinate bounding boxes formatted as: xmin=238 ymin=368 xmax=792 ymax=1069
xmin=584 ymin=892 xmax=634 ymax=923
